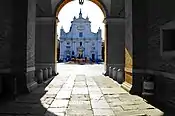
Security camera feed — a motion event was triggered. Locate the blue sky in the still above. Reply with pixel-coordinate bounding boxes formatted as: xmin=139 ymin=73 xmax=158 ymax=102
xmin=57 ymin=0 xmax=105 ymax=40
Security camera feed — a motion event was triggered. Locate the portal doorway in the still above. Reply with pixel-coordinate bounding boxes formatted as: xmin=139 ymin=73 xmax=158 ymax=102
xmin=92 ymin=54 xmax=95 ymax=61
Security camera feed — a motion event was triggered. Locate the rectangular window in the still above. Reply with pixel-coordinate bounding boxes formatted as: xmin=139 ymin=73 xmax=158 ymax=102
xmin=79 ymin=32 xmax=83 ymax=37
xmin=160 ymin=28 xmax=175 ymax=57
xmin=162 ymin=29 xmax=175 ymax=52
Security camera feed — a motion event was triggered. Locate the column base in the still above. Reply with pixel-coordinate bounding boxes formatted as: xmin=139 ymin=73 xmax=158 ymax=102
xmin=27 ymin=81 xmax=38 ymax=92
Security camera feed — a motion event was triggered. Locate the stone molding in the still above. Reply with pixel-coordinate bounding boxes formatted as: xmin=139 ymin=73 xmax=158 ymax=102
xmin=0 ymin=68 xmax=11 ymax=73
xmin=27 ymin=66 xmax=35 ymax=72
xmin=36 ymin=17 xmax=56 ymax=24
xmin=125 ymin=67 xmax=175 ymax=80
xmin=36 ymin=17 xmax=56 ymax=21
xmin=103 ymin=17 xmax=125 ymax=24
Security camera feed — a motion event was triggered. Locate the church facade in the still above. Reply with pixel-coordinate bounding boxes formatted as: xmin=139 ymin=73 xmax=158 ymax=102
xmin=59 ymin=10 xmax=102 ymax=62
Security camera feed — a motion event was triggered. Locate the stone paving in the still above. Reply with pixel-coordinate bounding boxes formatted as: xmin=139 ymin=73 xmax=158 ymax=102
xmin=0 ymin=64 xmax=163 ymax=116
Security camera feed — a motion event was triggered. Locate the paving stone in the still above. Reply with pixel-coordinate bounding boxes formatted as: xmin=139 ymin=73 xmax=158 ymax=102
xmin=89 ymin=94 xmax=105 ymax=101
xmin=111 ymin=106 xmax=124 ymax=113
xmin=55 ymin=91 xmax=71 ymax=100
xmin=42 ymin=103 xmax=50 ymax=109
xmin=121 ymin=103 xmax=155 ymax=111
xmin=74 ymin=85 xmax=87 ymax=88
xmin=104 ymin=94 xmax=119 ymax=99
xmin=41 ymin=97 xmax=54 ymax=105
xmin=88 ymin=87 xmax=101 ymax=92
xmin=101 ymin=88 xmax=128 ymax=94
xmin=66 ymin=109 xmax=93 ymax=116
xmin=59 ymin=88 xmax=73 ymax=91
xmin=47 ymin=108 xmax=66 ymax=113
xmin=72 ymin=88 xmax=88 ymax=94
xmin=115 ymin=109 xmax=164 ymax=116
xmin=107 ymin=98 xmax=135 ymax=107
xmin=70 ymin=94 xmax=90 ymax=101
xmin=91 ymin=100 xmax=110 ymax=109
xmin=46 ymin=89 xmax=59 ymax=94
xmin=93 ymin=109 xmax=115 ymax=116
xmin=115 ymin=110 xmax=148 ymax=116
xmin=89 ymin=91 xmax=103 ymax=95
xmin=118 ymin=94 xmax=143 ymax=102
xmin=45 ymin=111 xmax=65 ymax=116
xmin=143 ymin=109 xmax=164 ymax=115
xmin=50 ymin=100 xmax=69 ymax=108
xmin=68 ymin=101 xmax=91 ymax=109
xmin=40 ymin=94 xmax=57 ymax=101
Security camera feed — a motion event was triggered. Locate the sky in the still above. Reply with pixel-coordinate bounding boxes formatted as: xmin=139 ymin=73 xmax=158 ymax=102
xmin=57 ymin=0 xmax=105 ymax=40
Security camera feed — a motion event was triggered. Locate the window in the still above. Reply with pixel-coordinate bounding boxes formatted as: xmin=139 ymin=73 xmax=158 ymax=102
xmin=162 ymin=29 xmax=175 ymax=52
xmin=160 ymin=20 xmax=175 ymax=57
xmin=160 ymin=28 xmax=175 ymax=57
xmin=79 ymin=32 xmax=83 ymax=37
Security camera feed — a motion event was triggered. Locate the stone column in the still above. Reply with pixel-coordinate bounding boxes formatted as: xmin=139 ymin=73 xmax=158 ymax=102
xmin=35 ymin=17 xmax=57 ymax=75
xmin=12 ymin=0 xmax=37 ymax=93
xmin=125 ymin=0 xmax=148 ymax=95
xmin=73 ymin=40 xmax=76 ymax=56
xmin=98 ymin=40 xmax=102 ymax=60
xmin=84 ymin=41 xmax=88 ymax=57
xmin=59 ymin=40 xmax=64 ymax=60
xmin=103 ymin=18 xmax=125 ymax=75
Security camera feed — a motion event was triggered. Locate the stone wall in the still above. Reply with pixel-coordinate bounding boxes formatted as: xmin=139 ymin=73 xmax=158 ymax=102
xmin=146 ymin=0 xmax=175 ymax=110
xmin=125 ymin=0 xmax=175 ymax=110
xmin=36 ymin=0 xmax=52 ymax=17
xmin=147 ymin=0 xmax=175 ymax=73
xmin=110 ymin=0 xmax=125 ymax=18
xmin=0 ymin=0 xmax=13 ymax=70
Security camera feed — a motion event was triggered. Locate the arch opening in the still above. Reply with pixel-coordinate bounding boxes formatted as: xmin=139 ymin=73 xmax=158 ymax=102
xmin=55 ymin=0 xmax=107 ymax=66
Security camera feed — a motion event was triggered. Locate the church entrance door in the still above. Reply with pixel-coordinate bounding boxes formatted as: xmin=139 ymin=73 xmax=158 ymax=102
xmin=92 ymin=54 xmax=95 ymax=61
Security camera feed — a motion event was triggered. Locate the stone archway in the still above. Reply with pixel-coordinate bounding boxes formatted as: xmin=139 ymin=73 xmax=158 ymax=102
xmin=0 ymin=0 xmax=126 ymax=96
xmin=53 ymin=0 xmax=108 ymax=66
xmin=35 ymin=0 xmax=126 ymax=92
xmin=52 ymin=0 xmax=125 ymax=77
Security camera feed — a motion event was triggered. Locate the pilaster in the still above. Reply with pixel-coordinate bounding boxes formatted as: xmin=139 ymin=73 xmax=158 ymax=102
xmin=12 ymin=0 xmax=37 ymax=94
xmin=103 ymin=17 xmax=125 ymax=75
xmin=35 ymin=16 xmax=57 ymax=74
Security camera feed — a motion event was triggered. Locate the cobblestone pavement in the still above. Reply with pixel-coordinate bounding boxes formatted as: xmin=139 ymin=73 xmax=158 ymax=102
xmin=0 ymin=64 xmax=163 ymax=116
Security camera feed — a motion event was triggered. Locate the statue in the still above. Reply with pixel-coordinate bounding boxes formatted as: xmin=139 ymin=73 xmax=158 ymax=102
xmin=79 ymin=0 xmax=84 ymax=5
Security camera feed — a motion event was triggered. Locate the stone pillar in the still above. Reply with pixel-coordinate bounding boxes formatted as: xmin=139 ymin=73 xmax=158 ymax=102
xmin=12 ymin=0 xmax=37 ymax=93
xmin=0 ymin=0 xmax=13 ymax=95
xmin=98 ymin=40 xmax=102 ymax=60
xmin=85 ymin=41 xmax=88 ymax=57
xmin=59 ymin=40 xmax=64 ymax=60
xmin=35 ymin=17 xmax=57 ymax=75
xmin=125 ymin=0 xmax=148 ymax=95
xmin=103 ymin=18 xmax=125 ymax=75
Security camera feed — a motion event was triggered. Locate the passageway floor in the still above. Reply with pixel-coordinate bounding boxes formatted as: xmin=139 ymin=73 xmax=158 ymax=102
xmin=0 ymin=64 xmax=163 ymax=116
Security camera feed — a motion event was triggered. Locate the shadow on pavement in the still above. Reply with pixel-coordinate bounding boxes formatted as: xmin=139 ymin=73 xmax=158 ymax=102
xmin=0 ymin=78 xmax=59 ymax=116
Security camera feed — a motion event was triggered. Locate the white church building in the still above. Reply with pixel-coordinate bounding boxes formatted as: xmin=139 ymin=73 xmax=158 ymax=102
xmin=59 ymin=9 xmax=102 ymax=61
